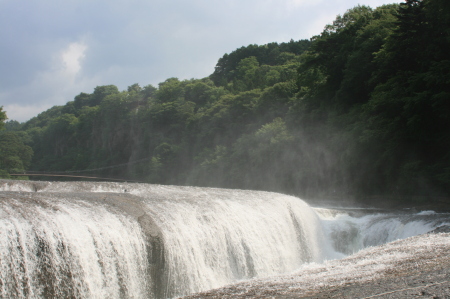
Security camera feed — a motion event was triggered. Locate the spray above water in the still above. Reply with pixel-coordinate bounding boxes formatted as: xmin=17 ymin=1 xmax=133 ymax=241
xmin=0 ymin=180 xmax=448 ymax=298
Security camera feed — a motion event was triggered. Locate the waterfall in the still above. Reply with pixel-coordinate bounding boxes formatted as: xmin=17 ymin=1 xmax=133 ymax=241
xmin=0 ymin=180 xmax=448 ymax=298
xmin=0 ymin=181 xmax=333 ymax=298
xmin=0 ymin=191 xmax=150 ymax=298
xmin=316 ymin=207 xmax=450 ymax=255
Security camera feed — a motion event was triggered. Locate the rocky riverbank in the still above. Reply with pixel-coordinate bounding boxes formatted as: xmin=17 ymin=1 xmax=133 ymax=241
xmin=182 ymin=231 xmax=450 ymax=298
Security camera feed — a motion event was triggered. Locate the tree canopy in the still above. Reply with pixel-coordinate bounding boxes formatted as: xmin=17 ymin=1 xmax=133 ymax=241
xmin=0 ymin=107 xmax=6 ymax=130
xmin=0 ymin=107 xmax=33 ymax=178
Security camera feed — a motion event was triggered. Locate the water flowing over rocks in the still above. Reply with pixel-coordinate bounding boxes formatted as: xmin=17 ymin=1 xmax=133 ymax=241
xmin=183 ymin=233 xmax=450 ymax=298
xmin=1 ymin=180 xmax=449 ymax=298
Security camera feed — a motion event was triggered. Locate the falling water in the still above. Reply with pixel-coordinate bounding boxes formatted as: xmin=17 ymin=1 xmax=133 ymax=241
xmin=315 ymin=207 xmax=450 ymax=255
xmin=0 ymin=180 xmax=448 ymax=298
xmin=0 ymin=192 xmax=149 ymax=298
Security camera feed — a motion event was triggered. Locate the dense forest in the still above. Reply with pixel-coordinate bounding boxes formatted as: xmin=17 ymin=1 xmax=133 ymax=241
xmin=1 ymin=0 xmax=449 ymax=204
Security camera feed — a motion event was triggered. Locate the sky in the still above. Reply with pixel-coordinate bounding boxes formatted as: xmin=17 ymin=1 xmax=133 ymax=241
xmin=0 ymin=0 xmax=399 ymax=122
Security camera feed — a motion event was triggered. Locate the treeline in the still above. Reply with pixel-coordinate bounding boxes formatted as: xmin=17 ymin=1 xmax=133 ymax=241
xmin=1 ymin=0 xmax=449 ymax=203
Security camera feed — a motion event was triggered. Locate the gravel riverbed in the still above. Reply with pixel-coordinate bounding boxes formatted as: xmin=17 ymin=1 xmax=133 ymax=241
xmin=182 ymin=231 xmax=450 ymax=299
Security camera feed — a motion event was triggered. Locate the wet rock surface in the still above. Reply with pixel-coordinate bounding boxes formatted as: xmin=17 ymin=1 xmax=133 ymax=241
xmin=183 ymin=233 xmax=450 ymax=299
xmin=296 ymin=266 xmax=450 ymax=298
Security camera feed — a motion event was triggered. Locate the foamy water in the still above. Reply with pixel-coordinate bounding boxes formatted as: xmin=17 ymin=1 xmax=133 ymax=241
xmin=1 ymin=180 xmax=449 ymax=298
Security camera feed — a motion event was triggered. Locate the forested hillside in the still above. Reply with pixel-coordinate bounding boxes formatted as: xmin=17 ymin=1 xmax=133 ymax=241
xmin=2 ymin=0 xmax=449 ymax=204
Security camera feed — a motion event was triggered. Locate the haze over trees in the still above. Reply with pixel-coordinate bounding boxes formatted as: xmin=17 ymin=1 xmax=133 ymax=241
xmin=2 ymin=0 xmax=449 ymax=204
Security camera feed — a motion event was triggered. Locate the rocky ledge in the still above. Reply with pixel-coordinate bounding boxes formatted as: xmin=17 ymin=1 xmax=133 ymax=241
xmin=183 ymin=232 xmax=450 ymax=298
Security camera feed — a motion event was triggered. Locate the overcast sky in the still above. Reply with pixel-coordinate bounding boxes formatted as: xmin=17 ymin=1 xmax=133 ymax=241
xmin=0 ymin=0 xmax=399 ymax=122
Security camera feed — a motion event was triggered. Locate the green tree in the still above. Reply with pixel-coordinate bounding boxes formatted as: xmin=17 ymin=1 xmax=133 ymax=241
xmin=73 ymin=92 xmax=91 ymax=110
xmin=90 ymin=85 xmax=120 ymax=106
xmin=0 ymin=131 xmax=33 ymax=178
xmin=127 ymin=83 xmax=142 ymax=94
xmin=0 ymin=108 xmax=33 ymax=178
xmin=156 ymin=78 xmax=184 ymax=103
xmin=0 ymin=107 xmax=6 ymax=130
xmin=235 ymin=56 xmax=260 ymax=90
xmin=5 ymin=120 xmax=22 ymax=131
xmin=295 ymin=5 xmax=398 ymax=117
xmin=363 ymin=0 xmax=450 ymax=196
xmin=210 ymin=40 xmax=310 ymax=87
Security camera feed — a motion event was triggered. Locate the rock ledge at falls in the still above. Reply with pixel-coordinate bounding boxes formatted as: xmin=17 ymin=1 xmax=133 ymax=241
xmin=182 ymin=232 xmax=450 ymax=298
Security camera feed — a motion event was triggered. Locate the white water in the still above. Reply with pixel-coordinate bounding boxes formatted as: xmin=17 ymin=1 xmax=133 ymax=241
xmin=0 ymin=194 xmax=149 ymax=298
xmin=0 ymin=180 xmax=449 ymax=298
xmin=315 ymin=207 xmax=450 ymax=255
xmin=132 ymin=185 xmax=337 ymax=297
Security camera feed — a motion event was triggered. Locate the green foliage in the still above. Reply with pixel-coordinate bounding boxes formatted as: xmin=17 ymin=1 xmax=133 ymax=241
xmin=5 ymin=120 xmax=23 ymax=131
xmin=211 ymin=40 xmax=310 ymax=89
xmin=91 ymin=85 xmax=120 ymax=106
xmin=0 ymin=107 xmax=7 ymax=130
xmin=0 ymin=108 xmax=33 ymax=178
xmin=74 ymin=92 xmax=91 ymax=110
xmin=0 ymin=131 xmax=33 ymax=177
xmin=156 ymin=78 xmax=184 ymax=103
xmin=358 ymin=0 xmax=450 ymax=196
xmin=184 ymin=80 xmax=228 ymax=108
xmin=289 ymin=0 xmax=450 ymax=199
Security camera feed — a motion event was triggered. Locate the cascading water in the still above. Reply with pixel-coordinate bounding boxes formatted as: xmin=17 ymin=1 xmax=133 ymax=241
xmin=1 ymin=180 xmax=448 ymax=298
xmin=132 ymin=186 xmax=338 ymax=298
xmin=0 ymin=192 xmax=150 ymax=298
xmin=315 ymin=207 xmax=450 ymax=255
